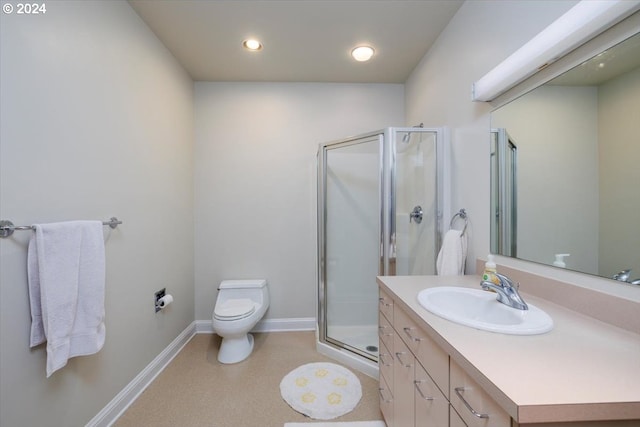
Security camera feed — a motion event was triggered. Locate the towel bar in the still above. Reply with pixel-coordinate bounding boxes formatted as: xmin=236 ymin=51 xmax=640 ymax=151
xmin=0 ymin=217 xmax=122 ymax=238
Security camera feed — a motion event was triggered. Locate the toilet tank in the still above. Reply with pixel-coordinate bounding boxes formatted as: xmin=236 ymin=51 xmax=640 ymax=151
xmin=219 ymin=279 xmax=267 ymax=290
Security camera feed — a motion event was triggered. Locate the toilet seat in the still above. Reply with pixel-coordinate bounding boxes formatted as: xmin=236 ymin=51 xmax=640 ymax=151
xmin=214 ymin=298 xmax=256 ymax=321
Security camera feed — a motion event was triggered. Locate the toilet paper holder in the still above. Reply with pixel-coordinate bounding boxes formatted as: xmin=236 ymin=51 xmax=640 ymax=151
xmin=154 ymin=288 xmax=173 ymax=312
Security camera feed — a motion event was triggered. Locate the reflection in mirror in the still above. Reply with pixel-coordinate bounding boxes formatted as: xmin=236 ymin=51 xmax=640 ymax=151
xmin=490 ymin=31 xmax=640 ymax=284
xmin=490 ymin=129 xmax=517 ymax=257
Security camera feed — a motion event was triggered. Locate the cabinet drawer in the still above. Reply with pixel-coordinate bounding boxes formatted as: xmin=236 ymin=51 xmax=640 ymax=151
xmin=379 ymin=372 xmax=394 ymax=427
xmin=379 ymin=310 xmax=394 ymax=353
xmin=415 ymin=362 xmax=448 ymax=427
xmin=450 ymin=360 xmax=510 ymax=427
xmin=379 ymin=288 xmax=394 ymax=321
xmin=393 ymin=335 xmax=415 ymax=427
xmin=379 ymin=337 xmax=394 ymax=390
xmin=450 ymin=405 xmax=468 ymax=427
xmin=394 ymin=306 xmax=449 ymax=396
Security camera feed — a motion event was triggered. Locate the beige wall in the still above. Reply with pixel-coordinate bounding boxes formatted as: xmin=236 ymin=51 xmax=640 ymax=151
xmin=193 ymin=82 xmax=404 ymax=320
xmin=0 ymin=2 xmax=194 ymax=426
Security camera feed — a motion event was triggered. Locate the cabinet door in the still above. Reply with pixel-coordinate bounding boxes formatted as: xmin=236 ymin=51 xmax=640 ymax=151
xmin=414 ymin=362 xmax=448 ymax=427
xmin=379 ymin=309 xmax=395 ymax=427
xmin=394 ymin=304 xmax=449 ymax=395
xmin=450 ymin=406 xmax=468 ymax=427
xmin=393 ymin=333 xmax=415 ymax=427
xmin=379 ymin=309 xmax=394 ymax=354
xmin=379 ymin=371 xmax=395 ymax=427
xmin=379 ymin=288 xmax=394 ymax=321
xmin=450 ymin=360 xmax=510 ymax=427
xmin=379 ymin=339 xmax=394 ymax=394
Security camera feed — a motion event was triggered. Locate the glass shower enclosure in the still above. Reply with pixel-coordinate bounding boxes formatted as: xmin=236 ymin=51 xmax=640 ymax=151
xmin=317 ymin=127 xmax=446 ymax=370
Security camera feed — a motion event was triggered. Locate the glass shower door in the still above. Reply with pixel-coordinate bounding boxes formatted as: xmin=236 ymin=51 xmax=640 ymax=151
xmin=391 ymin=128 xmax=442 ymax=276
xmin=319 ymin=134 xmax=383 ymax=360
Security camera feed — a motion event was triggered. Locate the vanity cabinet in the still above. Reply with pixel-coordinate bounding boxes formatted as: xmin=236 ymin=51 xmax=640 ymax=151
xmin=379 ymin=275 xmax=640 ymax=426
xmin=379 ymin=286 xmax=510 ymax=427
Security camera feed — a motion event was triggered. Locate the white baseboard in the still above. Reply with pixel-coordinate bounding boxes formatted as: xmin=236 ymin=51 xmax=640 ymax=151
xmin=196 ymin=317 xmax=316 ymax=334
xmin=85 ymin=322 xmax=196 ymax=427
xmin=86 ymin=317 xmax=316 ymax=427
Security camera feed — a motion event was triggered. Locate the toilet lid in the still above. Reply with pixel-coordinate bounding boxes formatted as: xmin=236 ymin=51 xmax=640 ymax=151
xmin=214 ymin=298 xmax=256 ymax=320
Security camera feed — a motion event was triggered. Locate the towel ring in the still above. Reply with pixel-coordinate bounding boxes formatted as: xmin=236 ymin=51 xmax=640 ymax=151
xmin=450 ymin=209 xmax=468 ymax=236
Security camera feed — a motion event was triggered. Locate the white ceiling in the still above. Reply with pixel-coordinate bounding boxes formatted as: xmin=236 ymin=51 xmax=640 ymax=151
xmin=128 ymin=0 xmax=464 ymax=83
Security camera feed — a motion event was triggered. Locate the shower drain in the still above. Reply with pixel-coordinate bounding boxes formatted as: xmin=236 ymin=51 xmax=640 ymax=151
xmin=366 ymin=345 xmax=378 ymax=352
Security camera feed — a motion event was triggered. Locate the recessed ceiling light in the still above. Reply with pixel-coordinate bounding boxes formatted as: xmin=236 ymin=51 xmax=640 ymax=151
xmin=351 ymin=45 xmax=375 ymax=62
xmin=243 ymin=39 xmax=263 ymax=51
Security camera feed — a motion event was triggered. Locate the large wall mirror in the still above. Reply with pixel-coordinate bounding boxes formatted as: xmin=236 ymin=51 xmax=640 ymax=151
xmin=490 ymin=29 xmax=640 ymax=284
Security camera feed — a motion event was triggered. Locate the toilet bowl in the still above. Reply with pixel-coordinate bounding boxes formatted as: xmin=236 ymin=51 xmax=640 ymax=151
xmin=212 ymin=279 xmax=269 ymax=364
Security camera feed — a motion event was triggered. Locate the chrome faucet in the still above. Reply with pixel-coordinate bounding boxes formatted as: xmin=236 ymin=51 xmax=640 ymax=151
xmin=613 ymin=269 xmax=632 ymax=282
xmin=480 ymin=272 xmax=528 ymax=310
xmin=612 ymin=269 xmax=640 ymax=285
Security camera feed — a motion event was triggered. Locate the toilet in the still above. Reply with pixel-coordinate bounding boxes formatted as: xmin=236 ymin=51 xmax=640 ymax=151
xmin=212 ymin=279 xmax=269 ymax=364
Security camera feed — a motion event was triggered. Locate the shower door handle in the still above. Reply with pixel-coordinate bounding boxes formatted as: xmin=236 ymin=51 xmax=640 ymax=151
xmin=409 ymin=205 xmax=423 ymax=224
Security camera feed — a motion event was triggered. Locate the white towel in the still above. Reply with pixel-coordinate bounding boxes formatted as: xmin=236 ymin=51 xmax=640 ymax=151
xmin=436 ymin=229 xmax=467 ymax=276
xmin=27 ymin=221 xmax=106 ymax=377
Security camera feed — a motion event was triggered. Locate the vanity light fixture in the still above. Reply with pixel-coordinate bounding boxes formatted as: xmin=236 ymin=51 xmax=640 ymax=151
xmin=472 ymin=0 xmax=640 ymax=101
xmin=242 ymin=38 xmax=263 ymax=51
xmin=351 ymin=45 xmax=375 ymax=62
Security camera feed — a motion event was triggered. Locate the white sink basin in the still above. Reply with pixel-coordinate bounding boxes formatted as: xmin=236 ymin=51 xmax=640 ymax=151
xmin=417 ymin=287 xmax=553 ymax=335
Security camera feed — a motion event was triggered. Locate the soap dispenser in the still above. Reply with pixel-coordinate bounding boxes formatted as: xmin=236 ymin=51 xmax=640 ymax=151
xmin=482 ymin=254 xmax=500 ymax=285
xmin=553 ymin=253 xmax=570 ymax=268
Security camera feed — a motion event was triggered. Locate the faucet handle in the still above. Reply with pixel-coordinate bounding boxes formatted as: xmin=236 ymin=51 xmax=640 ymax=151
xmin=494 ymin=272 xmax=514 ymax=288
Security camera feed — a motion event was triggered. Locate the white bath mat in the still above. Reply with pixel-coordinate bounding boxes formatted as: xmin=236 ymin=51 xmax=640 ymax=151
xmin=284 ymin=422 xmax=386 ymax=427
xmin=280 ymin=362 xmax=362 ymax=420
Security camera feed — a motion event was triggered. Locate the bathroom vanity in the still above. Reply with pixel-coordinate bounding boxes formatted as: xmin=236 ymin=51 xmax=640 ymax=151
xmin=377 ymin=275 xmax=640 ymax=427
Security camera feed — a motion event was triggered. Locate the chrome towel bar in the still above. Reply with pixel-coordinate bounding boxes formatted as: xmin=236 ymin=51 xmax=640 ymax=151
xmin=0 ymin=217 xmax=122 ymax=238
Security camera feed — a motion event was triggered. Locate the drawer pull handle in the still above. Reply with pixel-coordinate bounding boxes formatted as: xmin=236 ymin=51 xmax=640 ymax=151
xmin=414 ymin=380 xmax=434 ymax=401
xmin=378 ymin=387 xmax=393 ymax=403
xmin=454 ymin=387 xmax=489 ymax=419
xmin=379 ymin=353 xmax=393 ymax=367
xmin=379 ymin=297 xmax=392 ymax=308
xmin=395 ymin=351 xmax=412 ymax=368
xmin=378 ymin=326 xmax=393 ymax=337
xmin=403 ymin=327 xmax=423 ymax=342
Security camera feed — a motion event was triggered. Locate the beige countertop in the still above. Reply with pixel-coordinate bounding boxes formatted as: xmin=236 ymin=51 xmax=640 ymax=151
xmin=377 ymin=274 xmax=640 ymax=424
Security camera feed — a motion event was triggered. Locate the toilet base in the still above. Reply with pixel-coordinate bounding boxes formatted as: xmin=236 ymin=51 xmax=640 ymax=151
xmin=217 ymin=333 xmax=255 ymax=364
